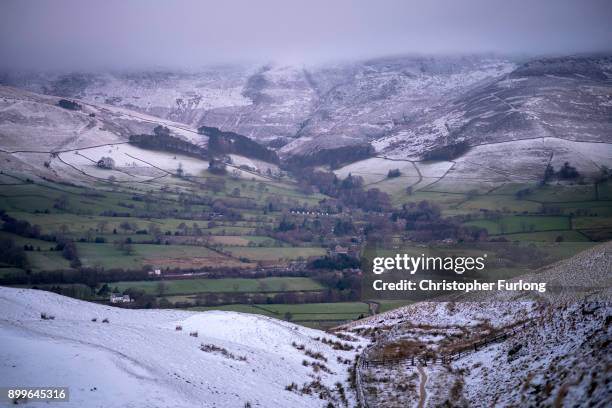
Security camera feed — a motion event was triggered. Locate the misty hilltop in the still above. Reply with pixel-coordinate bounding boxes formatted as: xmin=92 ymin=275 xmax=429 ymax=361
xmin=1 ymin=54 xmax=611 ymax=174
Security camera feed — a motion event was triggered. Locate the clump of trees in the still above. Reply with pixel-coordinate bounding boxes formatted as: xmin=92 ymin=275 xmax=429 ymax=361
xmin=391 ymin=201 xmax=487 ymax=242
xmin=130 ymin=126 xmax=208 ymax=158
xmin=199 ymin=125 xmax=279 ymax=164
xmin=208 ymin=159 xmax=227 ymax=175
xmin=387 ymin=169 xmax=401 ymax=178
xmin=97 ymin=157 xmax=115 ymax=169
xmin=288 ymin=144 xmax=375 ymax=169
xmin=422 ymin=141 xmax=469 ymax=161
xmin=333 ymin=219 xmax=355 ymax=236
xmin=0 ymin=237 xmax=28 ymax=268
xmin=544 ymin=162 xmax=580 ymax=183
xmin=557 ymin=162 xmax=579 ymax=179
xmin=57 ymin=99 xmax=82 ymax=110
xmin=309 ymin=254 xmax=360 ymax=270
xmin=293 ymin=169 xmax=391 ymax=213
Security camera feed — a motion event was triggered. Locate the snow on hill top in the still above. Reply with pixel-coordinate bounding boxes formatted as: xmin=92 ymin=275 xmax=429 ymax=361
xmin=0 ymin=287 xmax=365 ymax=407
xmin=0 ymin=84 xmax=204 ymax=151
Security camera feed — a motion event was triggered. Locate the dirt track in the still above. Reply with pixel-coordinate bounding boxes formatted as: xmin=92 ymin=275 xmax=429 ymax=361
xmin=417 ymin=365 xmax=427 ymax=408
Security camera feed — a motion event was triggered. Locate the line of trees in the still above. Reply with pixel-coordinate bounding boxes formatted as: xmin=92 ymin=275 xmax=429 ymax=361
xmin=199 ymin=125 xmax=279 ymax=163
xmin=391 ymin=201 xmax=488 ymax=242
xmin=288 ymin=144 xmax=375 ymax=169
xmin=129 ymin=126 xmax=208 ymax=158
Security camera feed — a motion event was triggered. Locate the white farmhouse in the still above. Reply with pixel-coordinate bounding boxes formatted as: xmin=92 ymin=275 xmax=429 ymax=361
xmin=110 ymin=293 xmax=132 ymax=304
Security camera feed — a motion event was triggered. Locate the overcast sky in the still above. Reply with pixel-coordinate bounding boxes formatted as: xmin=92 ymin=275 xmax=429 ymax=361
xmin=1 ymin=0 xmax=611 ymax=70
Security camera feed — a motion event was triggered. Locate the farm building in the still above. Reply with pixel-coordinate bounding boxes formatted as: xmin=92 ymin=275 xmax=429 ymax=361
xmin=110 ymin=293 xmax=132 ymax=304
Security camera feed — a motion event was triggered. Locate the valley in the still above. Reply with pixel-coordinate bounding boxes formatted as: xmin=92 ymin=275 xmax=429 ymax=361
xmin=1 ymin=55 xmax=612 ymax=329
xmin=0 ymin=52 xmax=611 ymax=407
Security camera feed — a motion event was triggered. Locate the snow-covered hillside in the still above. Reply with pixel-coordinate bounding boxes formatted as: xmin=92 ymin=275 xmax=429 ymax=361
xmin=0 ymin=287 xmax=366 ymax=407
xmin=0 ymin=85 xmax=280 ymax=186
xmin=3 ymin=54 xmax=610 ymax=177
xmin=1 ymin=56 xmax=516 ymax=154
xmin=453 ymin=301 xmax=611 ymax=407
xmin=376 ymin=55 xmax=612 ymax=159
xmin=342 ymin=242 xmax=612 ymax=407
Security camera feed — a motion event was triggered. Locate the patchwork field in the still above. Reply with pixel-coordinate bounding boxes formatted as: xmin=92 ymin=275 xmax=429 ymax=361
xmin=110 ymin=277 xmax=325 ymax=295
xmin=1 ymin=124 xmax=611 ymax=331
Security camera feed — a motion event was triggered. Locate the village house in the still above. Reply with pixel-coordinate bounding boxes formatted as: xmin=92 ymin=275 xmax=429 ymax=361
xmin=148 ymin=269 xmax=162 ymax=276
xmin=110 ymin=293 xmax=132 ymax=304
xmin=331 ymin=245 xmax=349 ymax=255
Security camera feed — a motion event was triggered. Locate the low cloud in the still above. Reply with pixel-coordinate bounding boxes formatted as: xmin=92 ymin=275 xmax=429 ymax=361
xmin=1 ymin=0 xmax=611 ymax=70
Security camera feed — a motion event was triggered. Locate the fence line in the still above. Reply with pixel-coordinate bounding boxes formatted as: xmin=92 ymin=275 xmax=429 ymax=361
xmin=360 ymin=319 xmax=536 ymax=370
xmin=355 ymin=350 xmax=370 ymax=408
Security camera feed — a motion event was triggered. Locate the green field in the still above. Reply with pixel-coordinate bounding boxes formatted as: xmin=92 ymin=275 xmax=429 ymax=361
xmin=0 ymin=267 xmax=26 ymax=278
xmin=377 ymin=300 xmax=413 ymax=313
xmin=1 ymin=165 xmax=610 ymax=329
xmin=527 ymin=184 xmax=597 ymax=202
xmin=77 ymin=243 xmax=224 ymax=269
xmin=505 ymin=230 xmax=590 ymax=242
xmin=465 ymin=215 xmax=570 ymax=235
xmin=110 ymin=277 xmax=325 ymax=295
xmin=190 ymin=301 xmax=370 ymax=322
xmin=224 ymin=246 xmax=326 ymax=261
xmin=458 ymin=195 xmax=542 ymax=213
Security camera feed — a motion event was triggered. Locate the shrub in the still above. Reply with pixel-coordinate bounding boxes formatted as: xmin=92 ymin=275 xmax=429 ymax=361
xmin=311 ymin=362 xmax=332 ymax=374
xmin=200 ymin=343 xmax=247 ymax=361
xmin=304 ymin=349 xmax=327 ymax=362
xmin=387 ymin=169 xmax=401 ymax=178
xmin=557 ymin=162 xmax=579 ymax=179
xmin=319 ymin=337 xmax=354 ymax=351
xmin=285 ymin=382 xmax=298 ymax=391
xmin=507 ymin=343 xmax=522 ymax=361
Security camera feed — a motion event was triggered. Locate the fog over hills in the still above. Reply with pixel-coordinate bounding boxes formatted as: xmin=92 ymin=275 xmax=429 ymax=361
xmin=1 ymin=53 xmax=610 ymax=186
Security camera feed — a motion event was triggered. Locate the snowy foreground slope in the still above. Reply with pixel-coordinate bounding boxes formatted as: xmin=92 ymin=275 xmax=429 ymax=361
xmin=342 ymin=242 xmax=612 ymax=407
xmin=0 ymin=287 xmax=365 ymax=407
